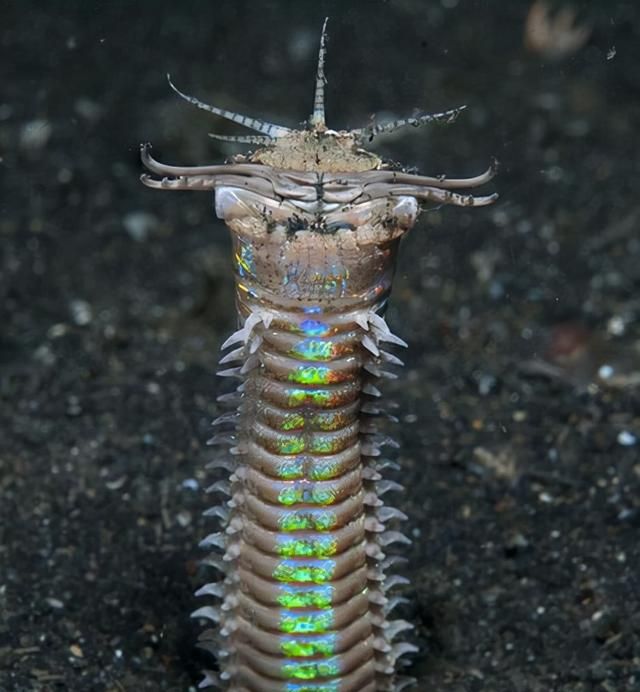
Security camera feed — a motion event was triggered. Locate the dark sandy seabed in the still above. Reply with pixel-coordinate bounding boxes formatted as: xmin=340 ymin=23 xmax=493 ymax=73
xmin=1 ymin=1 xmax=639 ymax=691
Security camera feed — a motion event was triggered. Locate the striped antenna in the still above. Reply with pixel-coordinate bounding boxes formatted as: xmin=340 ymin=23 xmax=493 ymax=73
xmin=167 ymin=74 xmax=292 ymax=138
xmin=309 ymin=17 xmax=329 ymax=129
xmin=353 ymin=105 xmax=467 ymax=141
xmin=208 ymin=133 xmax=274 ymax=145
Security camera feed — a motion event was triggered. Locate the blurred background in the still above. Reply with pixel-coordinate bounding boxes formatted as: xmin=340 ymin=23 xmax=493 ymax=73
xmin=1 ymin=1 xmax=639 ymax=690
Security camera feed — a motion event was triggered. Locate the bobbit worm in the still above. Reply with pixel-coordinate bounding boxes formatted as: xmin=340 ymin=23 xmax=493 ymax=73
xmin=141 ymin=18 xmax=496 ymax=692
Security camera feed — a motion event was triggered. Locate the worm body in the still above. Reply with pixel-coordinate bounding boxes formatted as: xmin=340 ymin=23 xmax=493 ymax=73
xmin=142 ymin=20 xmax=495 ymax=692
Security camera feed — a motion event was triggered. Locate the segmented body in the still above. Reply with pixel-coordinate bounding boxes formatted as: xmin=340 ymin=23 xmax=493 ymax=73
xmin=141 ymin=19 xmax=496 ymax=692
xmin=196 ymin=187 xmax=417 ymax=691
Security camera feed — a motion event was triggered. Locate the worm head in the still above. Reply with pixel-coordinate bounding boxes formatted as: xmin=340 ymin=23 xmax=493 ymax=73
xmin=141 ymin=18 xmax=497 ymax=207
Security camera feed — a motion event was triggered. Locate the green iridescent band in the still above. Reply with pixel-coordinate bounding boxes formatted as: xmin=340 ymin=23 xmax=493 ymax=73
xmin=286 ymin=388 xmax=335 ymax=408
xmin=280 ymin=608 xmax=334 ymax=634
xmin=310 ymin=436 xmax=345 ymax=454
xmin=282 ymin=657 xmax=341 ymax=680
xmin=277 ymin=484 xmax=338 ymax=507
xmin=277 ymin=535 xmax=338 ymax=558
xmin=273 ymin=559 xmax=336 ymax=583
xmin=276 ymin=583 xmax=334 ymax=608
xmin=309 ymin=459 xmax=346 ymax=481
xmin=276 ymin=458 xmax=306 ymax=480
xmin=288 ymin=365 xmax=342 ymax=386
xmin=274 ymin=435 xmax=306 ymax=455
xmin=281 ymin=413 xmax=306 ymax=431
xmin=280 ymin=633 xmax=337 ymax=657
xmin=311 ymin=411 xmax=349 ymax=431
xmin=279 ymin=510 xmax=337 ymax=532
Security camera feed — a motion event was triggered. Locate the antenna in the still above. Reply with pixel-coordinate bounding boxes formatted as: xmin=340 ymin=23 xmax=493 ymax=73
xmin=167 ymin=74 xmax=292 ymax=139
xmin=352 ymin=105 xmax=467 ymax=141
xmin=309 ymin=17 xmax=329 ymax=130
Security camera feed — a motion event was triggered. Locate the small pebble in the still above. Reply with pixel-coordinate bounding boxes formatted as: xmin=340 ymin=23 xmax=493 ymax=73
xmin=123 ymin=211 xmax=158 ymax=242
xmin=598 ymin=364 xmax=614 ymax=380
xmin=33 ymin=344 xmax=56 ymax=366
xmin=607 ymin=315 xmax=625 ymax=336
xmin=48 ymin=323 xmax=69 ymax=338
xmin=182 ymin=478 xmax=199 ymax=491
xmin=617 ymin=430 xmax=637 ymax=447
xmin=45 ymin=597 xmax=64 ymax=609
xmin=176 ymin=510 xmax=192 ymax=527
xmin=20 ymin=119 xmax=52 ymax=150
xmin=74 ymin=97 xmax=103 ymax=122
xmin=478 ymin=374 xmax=496 ymax=396
xmin=66 ymin=395 xmax=82 ymax=417
xmin=105 ymin=476 xmax=127 ymax=490
xmin=69 ymin=299 xmax=93 ymax=326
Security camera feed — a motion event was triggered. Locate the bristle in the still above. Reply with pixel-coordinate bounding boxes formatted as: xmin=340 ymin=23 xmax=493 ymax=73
xmin=198 ymin=533 xmax=227 ymax=550
xmin=202 ymin=505 xmax=230 ymax=521
xmin=377 ymin=507 xmax=409 ymax=522
xmin=198 ymin=670 xmax=220 ymax=689
xmin=376 ymin=480 xmax=404 ymax=495
xmin=378 ymin=530 xmax=412 ymax=547
xmin=362 ymin=333 xmax=380 ymax=357
xmin=218 ymin=346 xmax=245 ymax=364
xmin=385 ymin=619 xmax=414 ymax=640
xmin=191 ymin=605 xmax=221 ymax=623
xmin=195 ymin=582 xmax=225 ymax=598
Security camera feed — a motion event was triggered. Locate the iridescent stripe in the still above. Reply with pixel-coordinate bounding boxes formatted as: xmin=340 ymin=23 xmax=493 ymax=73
xmin=280 ymin=633 xmax=337 ymax=658
xmin=309 ymin=458 xmax=348 ymax=481
xmin=276 ymin=583 xmax=334 ymax=607
xmin=281 ymin=412 xmax=306 ymax=430
xmin=234 ymin=241 xmax=255 ymax=278
xmin=274 ymin=435 xmax=306 ymax=455
xmin=276 ymin=458 xmax=305 ymax=479
xmin=277 ymin=483 xmax=339 ymax=507
xmin=279 ymin=509 xmax=337 ymax=531
xmin=287 ymin=387 xmax=333 ymax=407
xmin=277 ymin=535 xmax=338 ymax=558
xmin=273 ymin=559 xmax=336 ymax=583
xmin=283 ymin=657 xmax=341 ymax=680
xmin=310 ymin=436 xmax=347 ymax=454
xmin=290 ymin=337 xmax=336 ymax=361
xmin=279 ymin=609 xmax=334 ymax=633
xmin=284 ymin=682 xmax=340 ymax=692
xmin=311 ymin=411 xmax=350 ymax=431
xmin=287 ymin=365 xmax=346 ymax=385
xmin=298 ymin=319 xmax=330 ymax=337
